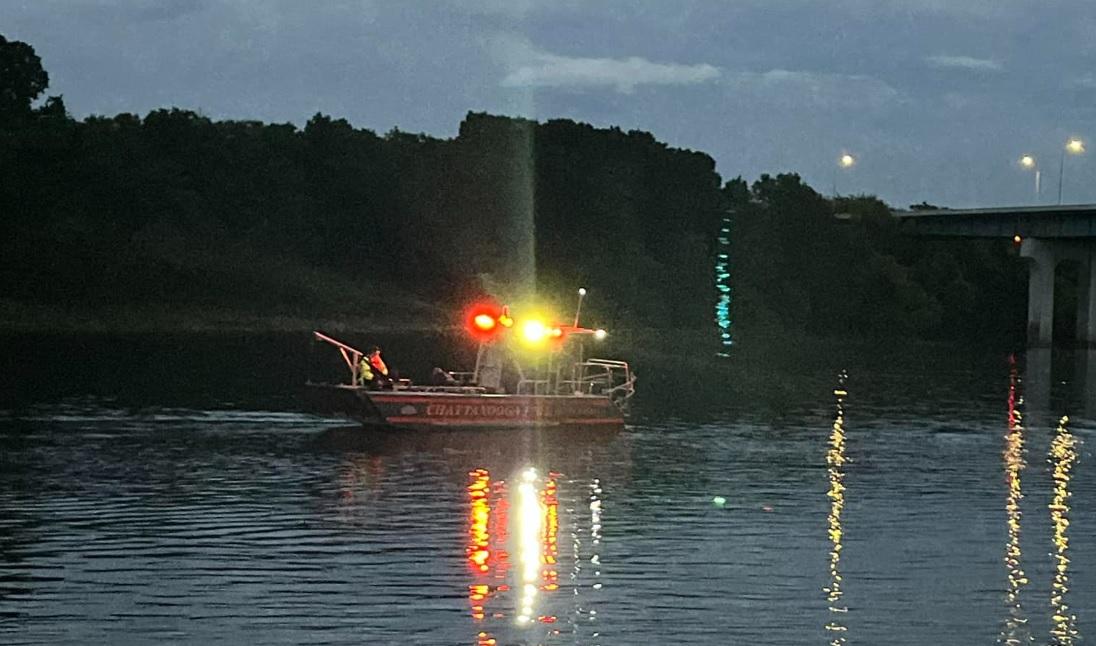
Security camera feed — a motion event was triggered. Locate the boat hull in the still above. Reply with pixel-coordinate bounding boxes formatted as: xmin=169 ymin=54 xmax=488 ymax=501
xmin=306 ymin=384 xmax=625 ymax=430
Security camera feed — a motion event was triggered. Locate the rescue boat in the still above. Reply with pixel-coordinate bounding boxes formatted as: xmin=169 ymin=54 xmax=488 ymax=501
xmin=306 ymin=294 xmax=636 ymax=431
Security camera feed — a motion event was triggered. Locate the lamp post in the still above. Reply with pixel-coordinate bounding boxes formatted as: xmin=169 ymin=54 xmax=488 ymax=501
xmin=1058 ymin=138 xmax=1085 ymax=205
xmin=573 ymin=287 xmax=586 ymax=327
xmin=1019 ymin=154 xmax=1040 ymax=202
xmin=832 ymin=153 xmax=856 ymax=196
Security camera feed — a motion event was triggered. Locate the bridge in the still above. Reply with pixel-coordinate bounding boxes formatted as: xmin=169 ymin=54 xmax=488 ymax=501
xmin=895 ymin=204 xmax=1096 ymax=348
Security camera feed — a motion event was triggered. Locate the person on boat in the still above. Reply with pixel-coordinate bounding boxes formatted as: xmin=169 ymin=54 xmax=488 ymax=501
xmin=366 ymin=346 xmax=393 ymax=389
xmin=431 ymin=367 xmax=458 ymax=386
xmin=358 ymin=355 xmax=374 ymax=387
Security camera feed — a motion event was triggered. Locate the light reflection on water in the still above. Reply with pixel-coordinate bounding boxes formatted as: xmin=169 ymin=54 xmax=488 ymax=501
xmin=824 ymin=371 xmax=848 ymax=645
xmin=464 ymin=467 xmax=587 ymax=644
xmin=1001 ymin=358 xmax=1032 ymax=644
xmin=1049 ymin=415 xmax=1079 ymax=646
xmin=1 ymin=351 xmax=1095 ymax=644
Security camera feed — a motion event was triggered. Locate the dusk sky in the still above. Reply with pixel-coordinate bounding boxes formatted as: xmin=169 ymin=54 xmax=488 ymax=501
xmin=6 ymin=0 xmax=1096 ymax=208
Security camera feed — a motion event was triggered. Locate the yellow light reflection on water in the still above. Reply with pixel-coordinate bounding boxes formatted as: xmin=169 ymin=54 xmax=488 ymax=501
xmin=1001 ymin=362 xmax=1031 ymax=644
xmin=542 ymin=477 xmax=559 ymax=594
xmin=467 ymin=468 xmax=493 ymax=626
xmin=824 ymin=372 xmax=848 ymax=645
xmin=1049 ymin=415 xmax=1079 ymax=645
xmin=516 ymin=468 xmax=543 ymax=625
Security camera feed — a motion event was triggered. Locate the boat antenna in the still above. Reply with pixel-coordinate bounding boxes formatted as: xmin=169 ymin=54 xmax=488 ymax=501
xmin=573 ymin=287 xmax=587 ymax=327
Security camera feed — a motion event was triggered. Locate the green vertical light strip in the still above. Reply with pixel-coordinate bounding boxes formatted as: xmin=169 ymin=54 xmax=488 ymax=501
xmin=715 ymin=212 xmax=733 ymax=355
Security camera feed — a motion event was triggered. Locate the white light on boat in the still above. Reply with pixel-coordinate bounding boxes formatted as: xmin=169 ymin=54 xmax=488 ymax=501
xmin=594 ymin=328 xmax=607 ymax=340
xmin=578 ymin=287 xmax=587 ymax=296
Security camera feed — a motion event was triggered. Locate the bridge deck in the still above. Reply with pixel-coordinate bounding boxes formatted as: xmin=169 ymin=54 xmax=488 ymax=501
xmin=895 ymin=204 xmax=1096 ymax=238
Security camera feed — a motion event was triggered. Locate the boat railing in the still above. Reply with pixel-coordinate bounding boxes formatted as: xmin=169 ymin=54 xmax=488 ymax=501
xmin=313 ymin=330 xmax=367 ymax=386
xmin=312 ymin=330 xmax=635 ymax=405
xmin=515 ymin=362 xmax=552 ymax=395
xmin=446 ymin=371 xmax=477 ymax=386
xmin=516 ymin=378 xmax=551 ymax=395
xmin=405 ymin=384 xmax=489 ymax=394
xmin=558 ymin=359 xmax=636 ymax=406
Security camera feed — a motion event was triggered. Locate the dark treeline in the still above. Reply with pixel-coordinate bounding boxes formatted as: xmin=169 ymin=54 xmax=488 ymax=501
xmin=727 ymin=176 xmax=1030 ymax=346
xmin=2 ymin=34 xmax=1030 ymax=348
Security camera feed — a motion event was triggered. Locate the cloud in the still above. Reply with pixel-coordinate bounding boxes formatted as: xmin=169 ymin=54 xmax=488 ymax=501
xmin=925 ymin=55 xmax=1002 ymax=72
xmin=1069 ymin=73 xmax=1096 ymax=89
xmin=737 ymin=0 xmax=1017 ymax=19
xmin=724 ymin=69 xmax=900 ymax=110
xmin=450 ymin=0 xmax=542 ymax=17
xmin=495 ymin=39 xmax=719 ymax=93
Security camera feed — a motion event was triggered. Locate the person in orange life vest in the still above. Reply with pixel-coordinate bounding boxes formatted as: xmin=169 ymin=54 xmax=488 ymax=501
xmin=367 ymin=346 xmax=393 ymax=389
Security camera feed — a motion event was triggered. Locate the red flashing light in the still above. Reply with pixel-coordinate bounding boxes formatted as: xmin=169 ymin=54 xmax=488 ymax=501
xmin=466 ymin=302 xmax=508 ymax=342
xmin=544 ymin=325 xmax=570 ymax=351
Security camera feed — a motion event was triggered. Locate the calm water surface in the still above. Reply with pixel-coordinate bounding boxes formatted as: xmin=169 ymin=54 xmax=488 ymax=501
xmin=2 ymin=339 xmax=1096 ymax=645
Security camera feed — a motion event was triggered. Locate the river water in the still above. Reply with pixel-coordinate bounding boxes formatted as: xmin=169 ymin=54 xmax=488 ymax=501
xmin=2 ymin=335 xmax=1095 ymax=645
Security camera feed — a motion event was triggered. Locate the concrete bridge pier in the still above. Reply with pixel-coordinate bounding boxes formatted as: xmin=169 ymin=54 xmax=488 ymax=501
xmin=1020 ymin=238 xmax=1096 ymax=348
xmin=1083 ymin=349 xmax=1096 ymax=417
xmin=1078 ymin=248 xmax=1096 ymax=348
xmin=1021 ymin=239 xmax=1055 ymax=347
xmin=1024 ymin=347 xmax=1052 ymax=414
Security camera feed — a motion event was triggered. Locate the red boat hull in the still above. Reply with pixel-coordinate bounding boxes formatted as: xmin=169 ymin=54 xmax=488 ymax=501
xmin=306 ymin=384 xmax=625 ymax=430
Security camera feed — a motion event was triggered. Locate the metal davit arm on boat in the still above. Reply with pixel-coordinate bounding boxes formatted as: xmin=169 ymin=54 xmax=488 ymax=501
xmin=313 ymin=330 xmax=366 ymax=385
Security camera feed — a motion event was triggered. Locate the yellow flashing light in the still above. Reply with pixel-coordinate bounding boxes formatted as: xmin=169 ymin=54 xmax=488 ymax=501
xmin=521 ymin=320 xmax=548 ymax=344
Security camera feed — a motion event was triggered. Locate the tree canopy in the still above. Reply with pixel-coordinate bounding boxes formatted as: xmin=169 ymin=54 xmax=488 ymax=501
xmin=0 ymin=34 xmax=50 ymax=123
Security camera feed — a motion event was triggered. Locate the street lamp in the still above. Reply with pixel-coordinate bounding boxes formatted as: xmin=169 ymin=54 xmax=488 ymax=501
xmin=1019 ymin=154 xmax=1040 ymax=202
xmin=1058 ymin=138 xmax=1085 ymax=204
xmin=833 ymin=153 xmax=856 ymax=196
xmin=573 ymin=287 xmax=586 ymax=327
